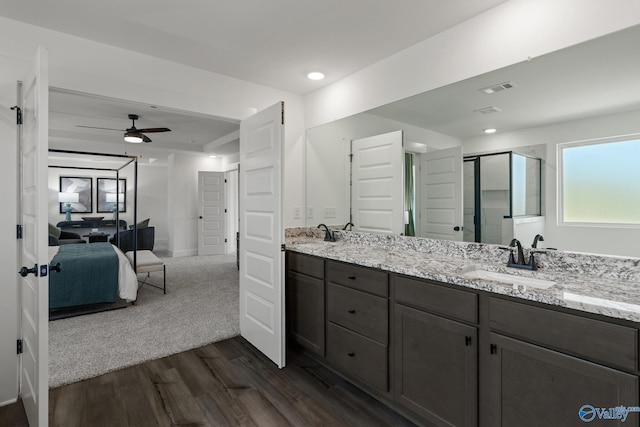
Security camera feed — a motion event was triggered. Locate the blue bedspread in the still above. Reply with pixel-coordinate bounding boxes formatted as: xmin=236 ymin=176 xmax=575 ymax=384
xmin=49 ymin=242 xmax=119 ymax=310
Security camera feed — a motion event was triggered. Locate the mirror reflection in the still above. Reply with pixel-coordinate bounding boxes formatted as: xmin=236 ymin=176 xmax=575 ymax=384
xmin=306 ymin=24 xmax=640 ymax=257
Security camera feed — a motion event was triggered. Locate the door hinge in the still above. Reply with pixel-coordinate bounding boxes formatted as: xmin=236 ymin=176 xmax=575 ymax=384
xmin=17 ymin=339 xmax=23 ymax=355
xmin=10 ymin=106 xmax=22 ymax=125
xmin=16 ymin=224 xmax=23 ymax=239
xmin=281 ymin=244 xmax=286 ymax=252
xmin=281 ymin=101 xmax=285 ymax=125
xmin=225 ymin=179 xmax=227 ymax=183
xmin=224 ymin=209 xmax=227 ymax=213
xmin=225 ymin=238 xmax=228 ymax=243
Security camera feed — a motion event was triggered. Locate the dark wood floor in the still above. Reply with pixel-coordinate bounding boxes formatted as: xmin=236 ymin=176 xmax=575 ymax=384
xmin=1 ymin=337 xmax=417 ymax=426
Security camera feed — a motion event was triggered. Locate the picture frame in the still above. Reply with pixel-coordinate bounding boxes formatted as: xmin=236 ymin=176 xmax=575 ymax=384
xmin=59 ymin=176 xmax=93 ymax=213
xmin=97 ymin=178 xmax=127 ymax=213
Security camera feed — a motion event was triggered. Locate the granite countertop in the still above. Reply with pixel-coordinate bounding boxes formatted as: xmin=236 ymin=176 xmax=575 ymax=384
xmin=285 ymin=233 xmax=640 ymax=323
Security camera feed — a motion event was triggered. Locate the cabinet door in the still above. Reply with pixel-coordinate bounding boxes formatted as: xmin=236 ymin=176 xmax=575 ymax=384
xmin=486 ymin=333 xmax=639 ymax=426
xmin=287 ymin=271 xmax=324 ymax=355
xmin=394 ymin=304 xmax=477 ymax=427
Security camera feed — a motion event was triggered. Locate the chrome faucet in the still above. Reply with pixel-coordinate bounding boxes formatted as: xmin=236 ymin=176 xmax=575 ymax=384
xmin=317 ymin=223 xmax=336 ymax=242
xmin=532 ymin=234 xmax=544 ymax=248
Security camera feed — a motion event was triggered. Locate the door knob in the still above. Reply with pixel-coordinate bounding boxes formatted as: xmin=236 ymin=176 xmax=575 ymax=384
xmin=454 ymin=226 xmax=463 ymax=231
xmin=50 ymin=262 xmax=61 ymax=273
xmin=199 ymin=216 xmax=203 ymax=219
xmin=19 ymin=264 xmax=38 ymax=277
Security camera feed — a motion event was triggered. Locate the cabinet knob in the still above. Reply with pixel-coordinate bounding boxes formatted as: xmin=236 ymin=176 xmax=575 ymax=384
xmin=347 ymin=352 xmax=355 ymax=357
xmin=348 ymin=309 xmax=356 ymax=314
xmin=348 ymin=275 xmax=356 ymax=280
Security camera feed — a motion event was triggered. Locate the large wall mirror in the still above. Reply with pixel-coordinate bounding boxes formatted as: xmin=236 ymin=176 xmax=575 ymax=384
xmin=306 ymin=24 xmax=640 ymax=258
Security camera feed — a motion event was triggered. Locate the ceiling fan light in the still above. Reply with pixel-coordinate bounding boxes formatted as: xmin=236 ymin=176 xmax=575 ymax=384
xmin=124 ymin=132 xmax=143 ymax=143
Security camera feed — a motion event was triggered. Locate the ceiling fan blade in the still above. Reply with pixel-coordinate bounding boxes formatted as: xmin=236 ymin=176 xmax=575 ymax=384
xmin=142 ymin=134 xmax=152 ymax=143
xmin=137 ymin=127 xmax=171 ymax=133
xmin=77 ymin=125 xmax=124 ymax=131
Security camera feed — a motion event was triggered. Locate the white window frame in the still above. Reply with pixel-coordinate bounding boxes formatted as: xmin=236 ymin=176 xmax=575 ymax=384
xmin=557 ymin=134 xmax=640 ymax=229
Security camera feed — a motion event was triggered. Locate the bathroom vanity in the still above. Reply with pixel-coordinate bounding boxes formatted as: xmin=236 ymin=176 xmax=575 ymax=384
xmin=285 ymin=229 xmax=640 ymax=427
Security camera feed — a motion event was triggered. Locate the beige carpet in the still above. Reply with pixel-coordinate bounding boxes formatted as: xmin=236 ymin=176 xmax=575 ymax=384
xmin=48 ymin=253 xmax=240 ymax=388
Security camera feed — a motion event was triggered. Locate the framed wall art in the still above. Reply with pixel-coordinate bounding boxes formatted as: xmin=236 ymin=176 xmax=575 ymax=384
xmin=59 ymin=176 xmax=93 ymax=214
xmin=97 ymin=178 xmax=126 ymax=213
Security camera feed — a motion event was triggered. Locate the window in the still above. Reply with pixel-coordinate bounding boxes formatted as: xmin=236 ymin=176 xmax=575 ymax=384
xmin=559 ymin=137 xmax=640 ymax=225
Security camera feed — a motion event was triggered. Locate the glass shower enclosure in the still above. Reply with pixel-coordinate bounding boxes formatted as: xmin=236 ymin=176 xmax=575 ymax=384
xmin=463 ymin=151 xmax=541 ymax=244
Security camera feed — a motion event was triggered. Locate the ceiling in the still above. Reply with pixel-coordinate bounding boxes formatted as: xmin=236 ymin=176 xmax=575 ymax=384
xmin=13 ymin=0 xmax=506 ymax=159
xmin=368 ymin=25 xmax=640 ymax=140
xmin=49 ymin=89 xmax=241 ymax=160
xmin=1 ymin=0 xmax=507 ymax=95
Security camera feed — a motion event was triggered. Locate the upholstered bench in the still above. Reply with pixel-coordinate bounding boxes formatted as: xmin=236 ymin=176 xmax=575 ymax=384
xmin=125 ymin=250 xmax=166 ymax=294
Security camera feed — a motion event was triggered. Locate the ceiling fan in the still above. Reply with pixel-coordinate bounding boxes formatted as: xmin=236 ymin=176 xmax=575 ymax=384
xmin=77 ymin=114 xmax=171 ymax=143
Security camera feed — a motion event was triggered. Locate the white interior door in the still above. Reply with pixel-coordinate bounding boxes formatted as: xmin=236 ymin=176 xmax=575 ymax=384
xmin=420 ymin=146 xmax=464 ymax=241
xmin=239 ymin=102 xmax=284 ymax=368
xmin=351 ymin=131 xmax=404 ymax=234
xmin=197 ymin=171 xmax=226 ymax=255
xmin=19 ymin=46 xmax=49 ymax=426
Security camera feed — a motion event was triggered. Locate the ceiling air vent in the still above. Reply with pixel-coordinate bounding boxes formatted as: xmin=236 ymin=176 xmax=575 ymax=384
xmin=479 ymin=82 xmax=516 ymax=94
xmin=474 ymin=106 xmax=502 ymax=115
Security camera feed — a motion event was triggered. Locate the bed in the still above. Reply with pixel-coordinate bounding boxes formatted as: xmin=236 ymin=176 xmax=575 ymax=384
xmin=48 ymin=242 xmax=138 ymax=313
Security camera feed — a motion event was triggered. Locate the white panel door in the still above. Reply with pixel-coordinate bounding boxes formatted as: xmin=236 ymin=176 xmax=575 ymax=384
xmin=198 ymin=171 xmax=226 ymax=255
xmin=19 ymin=46 xmax=49 ymax=427
xmin=420 ymin=146 xmax=464 ymax=241
xmin=351 ymin=131 xmax=404 ymax=234
xmin=239 ymin=102 xmax=284 ymax=368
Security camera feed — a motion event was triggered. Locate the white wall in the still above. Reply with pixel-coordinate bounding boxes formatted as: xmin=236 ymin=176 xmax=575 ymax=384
xmin=0 ymin=16 xmax=304 ymax=404
xmin=167 ymin=154 xmax=221 ymax=257
xmin=137 ymin=164 xmax=169 ymax=250
xmin=0 ymin=77 xmax=19 ymax=407
xmin=463 ymin=108 xmax=640 ymax=256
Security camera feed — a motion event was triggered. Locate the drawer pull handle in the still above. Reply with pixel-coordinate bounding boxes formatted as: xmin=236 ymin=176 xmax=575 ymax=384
xmin=348 ymin=309 xmax=356 ymax=314
xmin=490 ymin=344 xmax=497 ymax=354
xmin=465 ymin=336 xmax=472 ymax=346
xmin=347 ymin=352 xmax=355 ymax=357
xmin=348 ymin=275 xmax=356 ymax=280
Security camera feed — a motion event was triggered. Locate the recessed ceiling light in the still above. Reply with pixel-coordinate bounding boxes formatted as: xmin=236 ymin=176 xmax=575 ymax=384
xmin=484 ymin=128 xmax=497 ymax=134
xmin=307 ymin=72 xmax=325 ymax=81
xmin=209 ymin=155 xmax=217 ymax=158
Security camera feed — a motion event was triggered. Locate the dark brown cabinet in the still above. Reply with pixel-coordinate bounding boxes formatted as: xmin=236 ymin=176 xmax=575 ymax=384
xmin=485 ymin=333 xmax=639 ymax=426
xmin=285 ymin=251 xmax=640 ymax=427
xmin=325 ymin=260 xmax=389 ymax=392
xmin=393 ymin=276 xmax=478 ymax=427
xmin=286 ymin=252 xmax=325 ymax=355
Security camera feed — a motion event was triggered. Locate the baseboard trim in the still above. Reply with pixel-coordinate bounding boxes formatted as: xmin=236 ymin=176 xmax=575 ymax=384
xmin=169 ymin=249 xmax=198 ymax=258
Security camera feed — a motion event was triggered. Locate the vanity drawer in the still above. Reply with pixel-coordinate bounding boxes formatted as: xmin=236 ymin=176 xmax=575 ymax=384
xmin=393 ymin=275 xmax=478 ymax=324
xmin=326 ymin=260 xmax=388 ymax=297
xmin=287 ymin=252 xmax=324 ymax=279
xmin=327 ymin=283 xmax=388 ymax=344
xmin=489 ymin=297 xmax=638 ymax=371
xmin=326 ymin=322 xmax=388 ymax=392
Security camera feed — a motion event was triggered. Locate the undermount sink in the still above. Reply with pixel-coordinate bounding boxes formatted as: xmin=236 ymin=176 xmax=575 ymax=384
xmin=462 ymin=269 xmax=556 ymax=290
